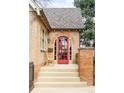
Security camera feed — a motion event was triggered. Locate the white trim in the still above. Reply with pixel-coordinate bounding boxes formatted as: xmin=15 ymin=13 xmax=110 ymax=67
xmin=29 ymin=0 xmax=39 ymax=9
xmin=29 ymin=0 xmax=41 ymax=15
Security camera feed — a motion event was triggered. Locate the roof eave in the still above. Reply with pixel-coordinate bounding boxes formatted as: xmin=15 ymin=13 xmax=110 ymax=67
xmin=51 ymin=28 xmax=83 ymax=30
xmin=29 ymin=0 xmax=42 ymax=15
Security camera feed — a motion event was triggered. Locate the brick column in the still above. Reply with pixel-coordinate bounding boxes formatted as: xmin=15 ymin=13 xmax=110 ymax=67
xmin=78 ymin=48 xmax=94 ymax=86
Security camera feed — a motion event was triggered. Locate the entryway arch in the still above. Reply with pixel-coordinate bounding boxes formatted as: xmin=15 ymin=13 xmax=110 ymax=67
xmin=54 ymin=36 xmax=72 ymax=64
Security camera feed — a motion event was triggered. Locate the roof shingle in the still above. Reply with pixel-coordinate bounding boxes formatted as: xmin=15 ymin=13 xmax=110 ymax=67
xmin=42 ymin=8 xmax=83 ymax=29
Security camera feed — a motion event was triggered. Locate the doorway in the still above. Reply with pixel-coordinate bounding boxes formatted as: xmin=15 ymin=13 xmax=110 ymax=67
xmin=57 ymin=36 xmax=69 ymax=64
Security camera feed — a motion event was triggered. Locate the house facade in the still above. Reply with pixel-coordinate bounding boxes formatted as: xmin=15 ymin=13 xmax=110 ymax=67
xmin=30 ymin=6 xmax=83 ymax=63
xmin=29 ymin=1 xmax=83 ymax=78
xmin=29 ymin=1 xmax=94 ymax=88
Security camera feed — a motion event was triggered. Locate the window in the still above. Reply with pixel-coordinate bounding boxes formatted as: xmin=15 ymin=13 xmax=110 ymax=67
xmin=40 ymin=28 xmax=43 ymax=50
xmin=40 ymin=27 xmax=48 ymax=51
xmin=40 ymin=28 xmax=45 ymax=50
xmin=69 ymin=40 xmax=72 ymax=60
xmin=45 ymin=32 xmax=47 ymax=50
xmin=42 ymin=30 xmax=44 ymax=49
xmin=54 ymin=40 xmax=57 ymax=60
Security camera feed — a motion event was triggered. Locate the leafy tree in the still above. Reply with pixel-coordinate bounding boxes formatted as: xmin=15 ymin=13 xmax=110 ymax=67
xmin=74 ymin=0 xmax=95 ymax=17
xmin=74 ymin=0 xmax=95 ymax=47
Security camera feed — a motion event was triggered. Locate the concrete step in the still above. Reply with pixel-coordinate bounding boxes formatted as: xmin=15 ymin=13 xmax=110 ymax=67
xmin=35 ymin=82 xmax=87 ymax=88
xmin=38 ymin=72 xmax=79 ymax=77
xmin=42 ymin=64 xmax=78 ymax=68
xmin=40 ymin=68 xmax=78 ymax=72
xmin=31 ymin=87 xmax=95 ymax=93
xmin=37 ymin=77 xmax=80 ymax=82
xmin=34 ymin=64 xmax=88 ymax=88
xmin=40 ymin=64 xmax=78 ymax=72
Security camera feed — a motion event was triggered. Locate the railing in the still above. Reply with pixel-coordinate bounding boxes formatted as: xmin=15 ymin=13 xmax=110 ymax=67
xmin=29 ymin=62 xmax=34 ymax=92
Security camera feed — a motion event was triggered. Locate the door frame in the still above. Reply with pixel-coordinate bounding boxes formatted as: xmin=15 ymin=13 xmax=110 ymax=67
xmin=57 ymin=36 xmax=69 ymax=64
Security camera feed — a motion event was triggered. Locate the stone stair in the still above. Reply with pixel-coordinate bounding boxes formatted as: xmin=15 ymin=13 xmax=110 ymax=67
xmin=34 ymin=64 xmax=87 ymax=88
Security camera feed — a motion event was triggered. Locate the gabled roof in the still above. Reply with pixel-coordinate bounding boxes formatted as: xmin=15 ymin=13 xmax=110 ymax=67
xmin=42 ymin=8 xmax=83 ymax=29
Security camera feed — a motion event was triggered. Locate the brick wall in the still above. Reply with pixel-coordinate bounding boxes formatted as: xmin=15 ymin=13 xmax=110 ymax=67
xmin=29 ymin=10 xmax=48 ymax=81
xmin=29 ymin=11 xmax=47 ymax=64
xmin=49 ymin=30 xmax=79 ymax=64
xmin=77 ymin=48 xmax=94 ymax=86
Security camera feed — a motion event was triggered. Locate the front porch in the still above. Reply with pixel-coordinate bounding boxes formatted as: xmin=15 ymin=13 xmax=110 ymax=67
xmin=31 ymin=64 xmax=94 ymax=93
xmin=34 ymin=64 xmax=87 ymax=88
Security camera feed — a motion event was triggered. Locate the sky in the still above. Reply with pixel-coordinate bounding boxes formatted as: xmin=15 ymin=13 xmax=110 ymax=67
xmin=36 ymin=0 xmax=75 ymax=8
xmin=50 ymin=0 xmax=75 ymax=8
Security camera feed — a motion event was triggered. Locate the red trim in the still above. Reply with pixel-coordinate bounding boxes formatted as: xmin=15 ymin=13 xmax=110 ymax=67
xmin=57 ymin=36 xmax=69 ymax=64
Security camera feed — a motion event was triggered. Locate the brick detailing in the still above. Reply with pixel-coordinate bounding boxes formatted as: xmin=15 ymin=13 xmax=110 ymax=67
xmin=76 ymin=48 xmax=94 ymax=86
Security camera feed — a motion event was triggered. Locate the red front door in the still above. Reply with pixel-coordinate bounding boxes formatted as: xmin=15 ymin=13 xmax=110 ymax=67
xmin=58 ymin=36 xmax=69 ymax=64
